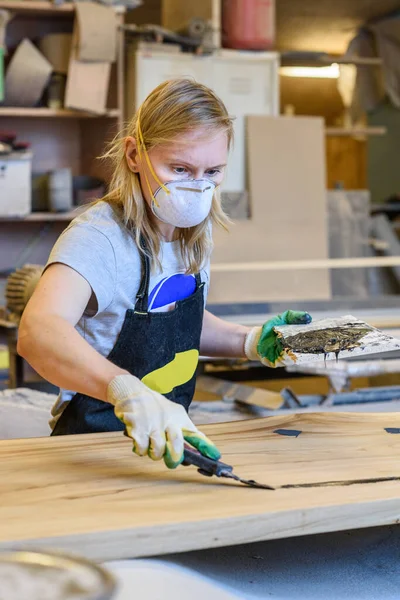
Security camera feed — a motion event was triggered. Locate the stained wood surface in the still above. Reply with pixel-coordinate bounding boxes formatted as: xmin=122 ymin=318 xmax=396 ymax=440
xmin=1 ymin=413 xmax=400 ymax=561
xmin=274 ymin=315 xmax=400 ymax=365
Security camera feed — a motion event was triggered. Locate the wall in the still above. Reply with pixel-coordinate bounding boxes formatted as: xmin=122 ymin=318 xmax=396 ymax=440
xmin=368 ymin=101 xmax=400 ymax=203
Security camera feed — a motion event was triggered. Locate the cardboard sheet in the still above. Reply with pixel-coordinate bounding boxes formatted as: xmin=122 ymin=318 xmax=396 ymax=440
xmin=4 ymin=39 xmax=52 ymax=107
xmin=65 ymin=55 xmax=111 ymax=114
xmin=64 ymin=7 xmax=113 ymax=115
xmin=39 ymin=33 xmax=72 ymax=75
xmin=75 ymin=2 xmax=117 ymax=63
xmin=274 ymin=314 xmax=400 ymax=365
xmin=208 ymin=116 xmax=331 ymax=304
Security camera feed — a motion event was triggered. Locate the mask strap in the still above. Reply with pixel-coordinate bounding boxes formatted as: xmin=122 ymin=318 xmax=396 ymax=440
xmin=136 ymin=105 xmax=170 ymax=208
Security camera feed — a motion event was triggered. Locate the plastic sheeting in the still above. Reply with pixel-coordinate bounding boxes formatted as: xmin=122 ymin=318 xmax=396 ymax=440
xmin=345 ymin=15 xmax=400 ymax=113
xmin=328 ymin=189 xmax=370 ymax=297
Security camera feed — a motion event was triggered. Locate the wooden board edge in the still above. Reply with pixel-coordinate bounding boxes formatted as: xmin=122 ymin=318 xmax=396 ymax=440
xmin=2 ymin=495 xmax=399 ymax=562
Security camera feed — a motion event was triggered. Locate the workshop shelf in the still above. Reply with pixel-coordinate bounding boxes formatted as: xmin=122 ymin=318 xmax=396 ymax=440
xmin=0 ymin=1 xmax=124 ymax=16
xmin=0 ymin=108 xmax=121 ymax=118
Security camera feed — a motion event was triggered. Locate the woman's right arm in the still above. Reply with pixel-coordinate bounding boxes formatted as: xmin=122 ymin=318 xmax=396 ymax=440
xmin=17 ymin=263 xmax=128 ymax=402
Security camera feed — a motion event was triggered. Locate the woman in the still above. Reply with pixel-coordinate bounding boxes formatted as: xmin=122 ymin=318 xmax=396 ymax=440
xmin=18 ymin=79 xmax=311 ymax=468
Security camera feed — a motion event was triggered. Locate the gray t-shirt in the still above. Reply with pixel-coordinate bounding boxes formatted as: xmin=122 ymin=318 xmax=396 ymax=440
xmin=47 ymin=201 xmax=210 ymax=426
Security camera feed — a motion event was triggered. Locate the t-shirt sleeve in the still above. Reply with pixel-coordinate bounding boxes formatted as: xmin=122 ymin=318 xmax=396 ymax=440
xmin=46 ymin=223 xmax=117 ymax=314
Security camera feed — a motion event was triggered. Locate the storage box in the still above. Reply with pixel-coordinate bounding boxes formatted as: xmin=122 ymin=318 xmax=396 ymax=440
xmin=0 ymin=152 xmax=32 ymax=217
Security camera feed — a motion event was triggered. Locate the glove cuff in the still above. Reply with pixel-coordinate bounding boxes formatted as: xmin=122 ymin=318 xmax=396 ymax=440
xmin=107 ymin=374 xmax=142 ymax=406
xmin=244 ymin=326 xmax=262 ymax=361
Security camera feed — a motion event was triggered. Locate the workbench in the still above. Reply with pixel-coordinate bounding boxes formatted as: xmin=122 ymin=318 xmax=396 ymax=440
xmin=1 ymin=392 xmax=400 ymax=598
xmin=1 ymin=413 xmax=400 ymax=558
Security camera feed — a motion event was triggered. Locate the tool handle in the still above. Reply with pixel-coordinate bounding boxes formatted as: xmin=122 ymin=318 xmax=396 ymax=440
xmin=182 ymin=447 xmax=233 ymax=477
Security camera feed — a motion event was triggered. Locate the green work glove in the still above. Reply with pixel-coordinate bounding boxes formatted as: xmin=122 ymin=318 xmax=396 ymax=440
xmin=244 ymin=310 xmax=312 ymax=368
xmin=108 ymin=374 xmax=221 ymax=469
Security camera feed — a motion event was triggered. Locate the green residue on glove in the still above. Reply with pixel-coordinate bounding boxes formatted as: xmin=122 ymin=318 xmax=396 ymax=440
xmin=163 ymin=432 xmax=221 ymax=469
xmin=183 ymin=432 xmax=221 ymax=461
xmin=163 ymin=446 xmax=185 ymax=470
xmin=257 ymin=310 xmax=312 ymax=366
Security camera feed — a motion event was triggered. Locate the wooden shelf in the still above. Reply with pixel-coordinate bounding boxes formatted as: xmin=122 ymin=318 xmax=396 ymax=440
xmin=0 ymin=1 xmax=125 ymax=15
xmin=325 ymin=127 xmax=387 ymax=137
xmin=0 ymin=0 xmax=74 ymax=14
xmin=319 ymin=56 xmax=382 ymax=66
xmin=0 ymin=107 xmax=121 ymax=119
xmin=0 ymin=208 xmax=86 ymax=222
xmin=280 ymin=52 xmax=382 ymax=67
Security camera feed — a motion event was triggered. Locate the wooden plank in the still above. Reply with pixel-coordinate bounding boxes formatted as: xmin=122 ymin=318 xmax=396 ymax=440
xmin=196 ymin=375 xmax=283 ymax=410
xmin=325 ymin=127 xmax=387 ymax=136
xmin=210 ymin=256 xmax=400 ymax=272
xmin=1 ymin=413 xmax=400 ymax=561
xmin=209 ymin=116 xmax=331 ymax=304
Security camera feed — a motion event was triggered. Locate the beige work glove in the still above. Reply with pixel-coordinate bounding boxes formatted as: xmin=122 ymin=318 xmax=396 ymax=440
xmin=107 ymin=374 xmax=221 ymax=469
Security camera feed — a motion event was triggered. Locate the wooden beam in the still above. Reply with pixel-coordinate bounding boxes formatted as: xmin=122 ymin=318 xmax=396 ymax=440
xmin=211 ymin=256 xmax=400 ymax=273
xmin=325 ymin=127 xmax=387 ymax=137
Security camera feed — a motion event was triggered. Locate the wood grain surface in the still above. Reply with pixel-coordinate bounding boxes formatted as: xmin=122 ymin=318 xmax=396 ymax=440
xmin=1 ymin=413 xmax=400 ymax=561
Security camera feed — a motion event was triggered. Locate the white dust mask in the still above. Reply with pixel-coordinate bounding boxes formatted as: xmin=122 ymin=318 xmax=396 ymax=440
xmin=151 ymin=179 xmax=215 ymax=228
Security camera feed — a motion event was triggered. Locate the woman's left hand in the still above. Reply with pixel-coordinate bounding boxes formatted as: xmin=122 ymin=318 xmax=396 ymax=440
xmin=244 ymin=310 xmax=312 ymax=368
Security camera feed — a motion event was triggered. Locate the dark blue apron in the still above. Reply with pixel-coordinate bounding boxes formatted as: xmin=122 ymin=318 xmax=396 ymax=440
xmin=51 ymin=244 xmax=204 ymax=436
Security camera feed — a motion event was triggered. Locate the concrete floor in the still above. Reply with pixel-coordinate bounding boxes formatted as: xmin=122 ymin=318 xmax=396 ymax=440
xmin=107 ymin=525 xmax=400 ymax=599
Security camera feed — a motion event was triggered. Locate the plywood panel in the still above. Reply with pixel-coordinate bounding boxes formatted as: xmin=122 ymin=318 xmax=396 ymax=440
xmin=1 ymin=412 xmax=400 ymax=561
xmin=209 ymin=116 xmax=331 ymax=303
xmin=326 ymin=137 xmax=367 ymax=189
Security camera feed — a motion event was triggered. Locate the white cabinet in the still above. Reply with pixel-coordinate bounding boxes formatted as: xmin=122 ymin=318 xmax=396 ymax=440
xmin=0 ymin=152 xmax=32 ymax=217
xmin=126 ymin=47 xmax=279 ymax=193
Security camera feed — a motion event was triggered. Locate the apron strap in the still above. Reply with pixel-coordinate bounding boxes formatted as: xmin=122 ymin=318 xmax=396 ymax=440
xmin=135 ymin=238 xmax=151 ymax=314
xmin=135 ymin=236 xmax=203 ymax=313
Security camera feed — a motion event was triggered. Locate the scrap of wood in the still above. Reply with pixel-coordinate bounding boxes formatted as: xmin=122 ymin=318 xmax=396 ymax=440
xmin=196 ymin=376 xmax=283 ymax=410
xmin=274 ymin=315 xmax=400 ymax=366
xmin=1 ymin=412 xmax=400 ymax=561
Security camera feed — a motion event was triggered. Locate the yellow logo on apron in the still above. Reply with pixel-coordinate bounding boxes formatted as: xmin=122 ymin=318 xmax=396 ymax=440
xmin=141 ymin=349 xmax=199 ymax=394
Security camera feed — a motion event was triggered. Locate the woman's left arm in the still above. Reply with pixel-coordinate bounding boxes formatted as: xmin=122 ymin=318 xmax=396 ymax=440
xmin=200 ymin=310 xmax=250 ymax=357
xmin=200 ymin=309 xmax=312 ymax=364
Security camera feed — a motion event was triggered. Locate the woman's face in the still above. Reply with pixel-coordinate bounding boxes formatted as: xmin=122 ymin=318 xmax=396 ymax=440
xmin=126 ymin=127 xmax=229 ymax=207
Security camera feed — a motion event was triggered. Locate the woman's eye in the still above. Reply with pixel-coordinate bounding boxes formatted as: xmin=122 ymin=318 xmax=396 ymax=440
xmin=206 ymin=169 xmax=220 ymax=177
xmin=173 ymin=167 xmax=187 ymax=175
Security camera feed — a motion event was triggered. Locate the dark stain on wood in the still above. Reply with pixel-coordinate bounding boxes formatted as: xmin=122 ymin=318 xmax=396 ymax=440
xmin=274 ymin=429 xmax=302 ymax=438
xmin=280 ymin=323 xmax=371 ymax=362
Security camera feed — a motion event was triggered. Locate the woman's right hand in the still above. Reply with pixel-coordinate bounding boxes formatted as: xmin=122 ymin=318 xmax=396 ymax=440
xmin=107 ymin=374 xmax=221 ymax=469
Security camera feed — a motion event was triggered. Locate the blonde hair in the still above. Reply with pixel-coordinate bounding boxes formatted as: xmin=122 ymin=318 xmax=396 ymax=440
xmin=102 ymin=78 xmax=234 ymax=274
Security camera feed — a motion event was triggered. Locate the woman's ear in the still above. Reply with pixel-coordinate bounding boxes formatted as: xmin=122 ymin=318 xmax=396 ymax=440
xmin=125 ymin=136 xmax=140 ymax=172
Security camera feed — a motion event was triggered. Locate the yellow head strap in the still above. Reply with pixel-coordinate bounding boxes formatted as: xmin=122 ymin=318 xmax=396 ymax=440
xmin=136 ymin=104 xmax=170 ymax=207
